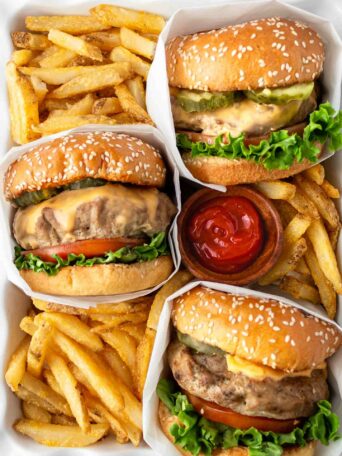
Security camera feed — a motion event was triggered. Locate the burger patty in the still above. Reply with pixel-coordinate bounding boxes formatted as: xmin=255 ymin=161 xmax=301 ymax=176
xmin=14 ymin=184 xmax=176 ymax=250
xmin=171 ymin=91 xmax=317 ymax=137
xmin=168 ymin=340 xmax=328 ymax=420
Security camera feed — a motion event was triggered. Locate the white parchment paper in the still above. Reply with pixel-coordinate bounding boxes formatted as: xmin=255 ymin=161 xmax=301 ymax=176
xmin=147 ymin=0 xmax=342 ymax=191
xmin=143 ymin=280 xmax=342 ymax=456
xmin=0 ymin=124 xmax=181 ymax=307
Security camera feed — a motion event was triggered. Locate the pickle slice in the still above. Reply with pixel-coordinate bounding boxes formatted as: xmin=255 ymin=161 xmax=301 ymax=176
xmin=245 ymin=82 xmax=314 ymax=105
xmin=177 ymin=331 xmax=225 ymax=355
xmin=65 ymin=178 xmax=107 ymax=190
xmin=14 ymin=188 xmax=59 ymax=207
xmin=176 ymin=89 xmax=235 ymax=112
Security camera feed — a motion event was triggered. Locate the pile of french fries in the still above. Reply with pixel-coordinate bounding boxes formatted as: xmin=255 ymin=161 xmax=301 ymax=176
xmin=255 ymin=164 xmax=341 ymax=319
xmin=5 ymin=271 xmax=192 ymax=447
xmin=6 ymin=5 xmax=166 ymax=144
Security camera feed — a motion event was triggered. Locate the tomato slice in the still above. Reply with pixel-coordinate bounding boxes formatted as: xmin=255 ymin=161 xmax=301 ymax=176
xmin=23 ymin=238 xmax=145 ymax=263
xmin=187 ymin=392 xmax=302 ymax=433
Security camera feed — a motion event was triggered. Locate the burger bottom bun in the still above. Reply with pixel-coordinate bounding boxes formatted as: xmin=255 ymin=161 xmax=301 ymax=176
xmin=182 ymin=150 xmax=323 ymax=186
xmin=20 ymin=256 xmax=174 ymax=296
xmin=159 ymin=402 xmax=316 ymax=456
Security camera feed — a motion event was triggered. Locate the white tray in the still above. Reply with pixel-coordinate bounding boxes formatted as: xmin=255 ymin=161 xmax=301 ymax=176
xmin=0 ymin=0 xmax=341 ymax=455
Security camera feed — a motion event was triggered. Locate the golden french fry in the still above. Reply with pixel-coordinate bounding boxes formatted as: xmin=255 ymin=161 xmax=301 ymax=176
xmin=90 ymin=310 xmax=148 ymax=326
xmin=294 ymin=174 xmax=340 ymax=230
xmin=43 ymin=369 xmax=64 ymax=396
xmin=34 ymin=114 xmax=118 ymax=135
xmin=16 ymin=385 xmax=64 ymax=415
xmin=321 ymin=179 xmax=340 ymax=199
xmin=39 ymin=312 xmax=103 ymax=351
xmin=305 ymin=240 xmax=337 ymax=318
xmin=120 ymin=27 xmax=156 ymax=60
xmin=115 ymin=82 xmax=152 ymax=123
xmin=89 ymin=299 xmax=152 ymax=315
xmin=62 ymin=93 xmax=95 ymax=115
xmin=100 ymin=329 xmax=137 ymax=374
xmin=101 ymin=346 xmax=133 ymax=388
xmin=12 ymin=32 xmax=50 ymax=50
xmin=280 ymin=275 xmax=320 ymax=305
xmin=19 ymin=316 xmax=37 ymax=336
xmin=258 ymin=238 xmax=307 ymax=286
xmin=51 ymin=414 xmax=76 ymax=425
xmin=283 ymin=213 xmax=312 ymax=247
xmin=14 ymin=420 xmax=109 ymax=447
xmin=120 ymin=323 xmax=146 ymax=343
xmin=26 ymin=16 xmax=111 ymax=34
xmin=32 ymin=298 xmax=88 ymax=315
xmin=39 ymin=47 xmax=76 ymax=68
xmin=288 ymin=186 xmax=320 ymax=219
xmin=49 ymin=62 xmax=133 ymax=98
xmin=329 ymin=225 xmax=341 ymax=251
xmin=48 ymin=29 xmax=103 ymax=62
xmin=110 ymin=46 xmax=150 ymax=80
xmin=147 ymin=270 xmax=193 ymax=330
xmin=27 ymin=319 xmax=52 ymax=377
xmin=53 ymin=331 xmax=124 ymax=414
xmin=303 ymin=164 xmax=325 ymax=185
xmin=46 ymin=351 xmax=90 ymax=433
xmin=92 ymin=97 xmax=122 ymax=115
xmin=272 ymin=200 xmax=297 ymax=227
xmin=91 ymin=5 xmax=165 ymax=34
xmin=83 ymin=30 xmax=121 ymax=51
xmin=5 ymin=336 xmax=30 ymax=392
xmin=6 ymin=62 xmax=39 ymax=144
xmin=30 ymin=75 xmax=48 ymax=104
xmin=254 ymin=181 xmax=296 ymax=200
xmin=134 ymin=328 xmax=156 ymax=400
xmin=295 ymin=258 xmax=311 ymax=275
xmin=126 ymin=76 xmax=146 ymax=108
xmin=22 ymin=402 xmax=52 ymax=424
xmin=12 ymin=49 xmax=35 ymax=66
xmin=306 ymin=219 xmax=342 ymax=294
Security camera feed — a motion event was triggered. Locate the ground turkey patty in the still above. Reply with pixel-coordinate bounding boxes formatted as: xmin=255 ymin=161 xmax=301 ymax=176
xmin=14 ymin=184 xmax=176 ymax=250
xmin=168 ymin=340 xmax=328 ymax=420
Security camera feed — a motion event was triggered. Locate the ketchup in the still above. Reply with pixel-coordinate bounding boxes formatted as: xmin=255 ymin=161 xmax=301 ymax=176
xmin=188 ymin=196 xmax=264 ymax=273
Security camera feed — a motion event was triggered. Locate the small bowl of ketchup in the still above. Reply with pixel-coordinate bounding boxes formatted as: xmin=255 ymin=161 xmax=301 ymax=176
xmin=178 ymin=185 xmax=283 ymax=286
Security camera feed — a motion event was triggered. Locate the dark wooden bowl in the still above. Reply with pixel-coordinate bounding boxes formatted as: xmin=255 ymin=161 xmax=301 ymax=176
xmin=178 ymin=185 xmax=283 ymax=286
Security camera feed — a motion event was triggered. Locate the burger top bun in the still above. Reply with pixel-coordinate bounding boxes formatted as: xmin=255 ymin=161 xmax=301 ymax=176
xmin=166 ymin=17 xmax=324 ymax=92
xmin=172 ymin=286 xmax=342 ymax=373
xmin=159 ymin=402 xmax=316 ymax=456
xmin=4 ymin=131 xmax=167 ymax=201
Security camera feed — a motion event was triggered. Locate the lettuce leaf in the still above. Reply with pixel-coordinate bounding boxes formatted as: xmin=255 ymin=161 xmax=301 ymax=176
xmin=14 ymin=232 xmax=169 ymax=276
xmin=176 ymin=102 xmax=342 ymax=170
xmin=157 ymin=379 xmax=340 ymax=456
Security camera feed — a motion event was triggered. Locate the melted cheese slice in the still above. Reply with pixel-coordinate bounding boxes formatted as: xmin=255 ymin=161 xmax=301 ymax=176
xmin=226 ymin=354 xmax=326 ymax=381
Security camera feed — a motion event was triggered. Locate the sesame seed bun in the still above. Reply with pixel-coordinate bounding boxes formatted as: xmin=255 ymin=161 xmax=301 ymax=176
xmin=19 ymin=255 xmax=173 ymax=296
xmin=4 ymin=131 xmax=167 ymax=201
xmin=159 ymin=402 xmax=316 ymax=456
xmin=166 ymin=17 xmax=324 ymax=92
xmin=172 ymin=286 xmax=342 ymax=372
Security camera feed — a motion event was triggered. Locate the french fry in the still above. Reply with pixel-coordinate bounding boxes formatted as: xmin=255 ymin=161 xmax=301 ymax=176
xmin=11 ymin=32 xmax=50 ymax=50
xmin=126 ymin=76 xmax=146 ymax=108
xmin=90 ymin=310 xmax=148 ymax=327
xmin=32 ymin=298 xmax=88 ymax=315
xmin=110 ymin=46 xmax=150 ymax=80
xmin=258 ymin=238 xmax=307 ymax=286
xmin=305 ymin=240 xmax=337 ymax=318
xmin=53 ymin=331 xmax=124 ymax=414
xmin=48 ymin=29 xmax=103 ymax=62
xmin=6 ymin=62 xmax=39 ymax=144
xmin=27 ymin=319 xmax=52 ymax=377
xmin=321 ymin=179 xmax=340 ymax=199
xmin=46 ymin=351 xmax=90 ymax=433
xmin=90 ymin=5 xmax=165 ymax=34
xmin=120 ymin=323 xmax=146 ymax=343
xmin=254 ymin=181 xmax=296 ymax=200
xmin=134 ymin=328 xmax=156 ymax=400
xmin=329 ymin=225 xmax=341 ymax=251
xmin=83 ymin=30 xmax=121 ymax=51
xmin=272 ymin=200 xmax=297 ymax=227
xmin=12 ymin=49 xmax=34 ymax=66
xmin=120 ymin=27 xmax=156 ymax=60
xmin=92 ymin=97 xmax=122 ymax=115
xmin=29 ymin=44 xmax=59 ymax=66
xmin=39 ymin=312 xmax=103 ymax=351
xmin=280 ymin=276 xmax=320 ymax=305
xmin=14 ymin=420 xmax=109 ymax=447
xmin=101 ymin=346 xmax=133 ymax=389
xmin=51 ymin=414 xmax=76 ymax=425
xmin=20 ymin=65 xmax=105 ymax=85
xmin=19 ymin=316 xmax=37 ymax=336
xmin=34 ymin=114 xmax=118 ymax=135
xmin=30 ymin=75 xmax=48 ymax=104
xmin=26 ymin=16 xmax=111 ymax=34
xmin=22 ymin=402 xmax=51 ymax=424
xmin=295 ymin=258 xmax=311 ymax=275
xmin=306 ymin=219 xmax=342 ymax=294
xmin=283 ymin=213 xmax=312 ymax=247
xmin=49 ymin=62 xmax=133 ymax=98
xmin=5 ymin=336 xmax=30 ymax=392
xmin=294 ymin=174 xmax=340 ymax=229
xmin=39 ymin=47 xmax=76 ymax=68
xmin=100 ymin=329 xmax=137 ymax=374
xmin=89 ymin=299 xmax=152 ymax=315
xmin=62 ymin=93 xmax=95 ymax=115
xmin=303 ymin=164 xmax=325 ymax=185
xmin=288 ymin=187 xmax=320 ymax=219
xmin=16 ymin=386 xmax=63 ymax=415
xmin=43 ymin=369 xmax=64 ymax=397
xmin=115 ymin=83 xmax=152 ymax=123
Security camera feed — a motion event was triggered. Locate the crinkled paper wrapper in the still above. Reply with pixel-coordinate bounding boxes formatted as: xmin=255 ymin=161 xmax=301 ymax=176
xmin=0 ymin=124 xmax=181 ymax=307
xmin=147 ymin=0 xmax=342 ymax=191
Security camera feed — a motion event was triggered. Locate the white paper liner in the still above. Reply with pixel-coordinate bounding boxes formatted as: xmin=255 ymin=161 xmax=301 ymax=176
xmin=0 ymin=124 xmax=181 ymax=307
xmin=143 ymin=280 xmax=342 ymax=456
xmin=147 ymin=0 xmax=342 ymax=191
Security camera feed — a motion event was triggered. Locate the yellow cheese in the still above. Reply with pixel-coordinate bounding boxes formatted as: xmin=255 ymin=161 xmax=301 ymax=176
xmin=226 ymin=354 xmax=326 ymax=381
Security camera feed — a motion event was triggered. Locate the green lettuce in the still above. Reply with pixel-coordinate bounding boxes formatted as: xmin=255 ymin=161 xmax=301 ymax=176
xmin=157 ymin=379 xmax=340 ymax=456
xmin=176 ymin=102 xmax=342 ymax=171
xmin=14 ymin=232 xmax=169 ymax=276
